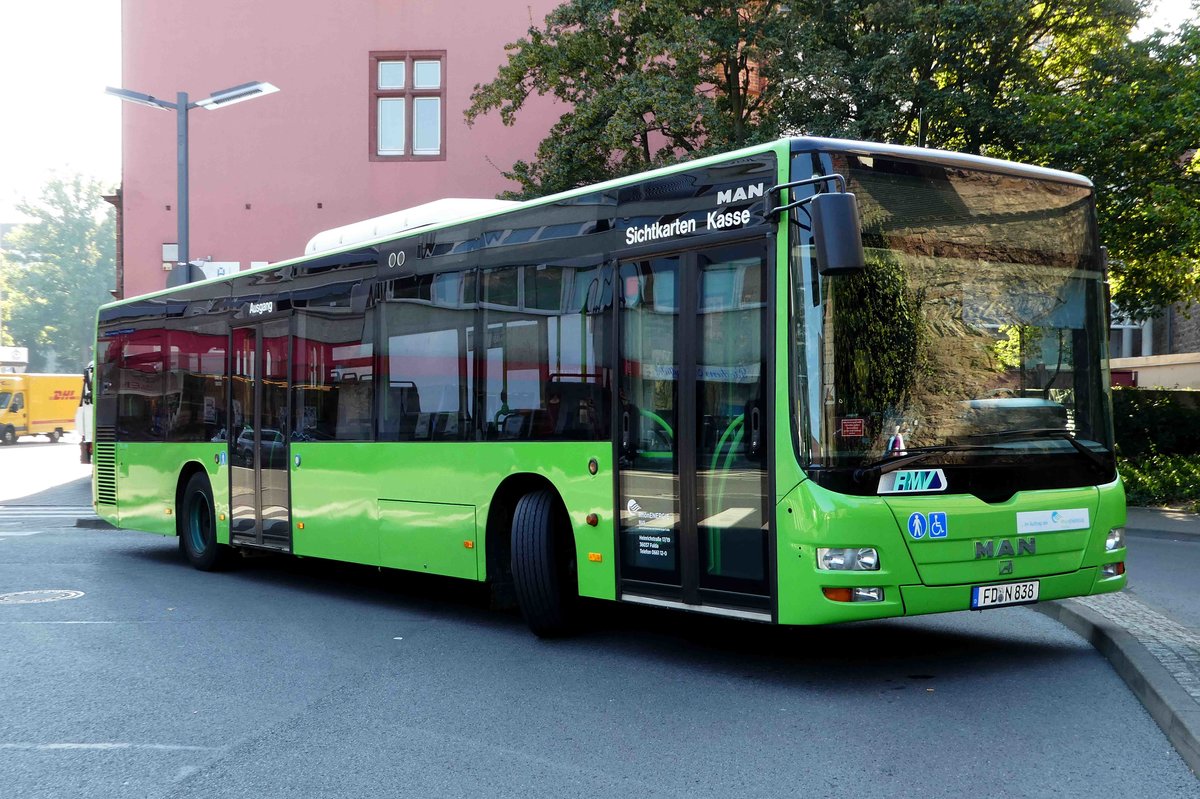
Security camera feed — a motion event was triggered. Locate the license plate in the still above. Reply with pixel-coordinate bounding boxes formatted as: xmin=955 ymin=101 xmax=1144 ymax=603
xmin=970 ymin=580 xmax=1040 ymax=609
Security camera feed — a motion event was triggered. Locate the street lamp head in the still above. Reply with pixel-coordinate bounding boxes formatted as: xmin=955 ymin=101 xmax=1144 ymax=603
xmin=193 ymin=81 xmax=279 ymax=110
xmin=105 ymin=86 xmax=177 ymax=111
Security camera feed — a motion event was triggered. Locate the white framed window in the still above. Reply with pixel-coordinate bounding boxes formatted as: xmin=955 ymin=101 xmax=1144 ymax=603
xmin=370 ymin=51 xmax=445 ymax=160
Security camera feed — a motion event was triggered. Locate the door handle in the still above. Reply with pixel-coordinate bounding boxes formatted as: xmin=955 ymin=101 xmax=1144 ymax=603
xmin=747 ymin=404 xmax=762 ymax=461
xmin=620 ymin=408 xmax=637 ymax=459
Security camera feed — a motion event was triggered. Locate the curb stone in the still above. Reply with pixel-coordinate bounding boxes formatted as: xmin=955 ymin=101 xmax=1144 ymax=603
xmin=1035 ymin=597 xmax=1200 ymax=778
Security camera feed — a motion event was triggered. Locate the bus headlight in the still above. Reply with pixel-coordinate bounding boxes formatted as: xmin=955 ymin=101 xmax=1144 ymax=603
xmin=1105 ymin=527 xmax=1125 ymax=552
xmin=817 ymin=547 xmax=879 ymax=571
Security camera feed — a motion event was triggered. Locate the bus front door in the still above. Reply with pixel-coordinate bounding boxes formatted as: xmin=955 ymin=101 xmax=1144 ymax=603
xmin=617 ymin=241 xmax=773 ymax=620
xmin=229 ymin=319 xmax=292 ymax=550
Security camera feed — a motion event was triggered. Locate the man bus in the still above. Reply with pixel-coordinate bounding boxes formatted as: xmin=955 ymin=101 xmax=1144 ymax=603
xmin=92 ymin=137 xmax=1125 ymax=636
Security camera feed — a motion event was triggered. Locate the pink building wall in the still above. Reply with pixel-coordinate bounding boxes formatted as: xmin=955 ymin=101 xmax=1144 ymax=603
xmin=119 ymin=0 xmax=564 ymax=298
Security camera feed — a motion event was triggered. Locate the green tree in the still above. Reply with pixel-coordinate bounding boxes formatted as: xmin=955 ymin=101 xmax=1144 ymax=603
xmin=777 ymin=0 xmax=1140 ymax=154
xmin=470 ymin=0 xmax=1196 ymax=316
xmin=2 ymin=175 xmax=115 ymax=371
xmin=1018 ymin=24 xmax=1200 ymax=320
xmin=466 ymin=0 xmax=792 ymax=197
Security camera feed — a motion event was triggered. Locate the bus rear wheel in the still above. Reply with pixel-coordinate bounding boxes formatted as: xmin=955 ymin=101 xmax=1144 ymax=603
xmin=511 ymin=489 xmax=578 ymax=637
xmin=47 ymin=429 xmax=62 ymax=443
xmin=179 ymin=472 xmax=231 ymax=571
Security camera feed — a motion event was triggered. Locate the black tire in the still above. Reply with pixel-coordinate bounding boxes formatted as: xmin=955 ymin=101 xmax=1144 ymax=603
xmin=510 ymin=489 xmax=578 ymax=637
xmin=0 ymin=426 xmax=15 ymax=445
xmin=178 ymin=472 xmax=231 ymax=571
xmin=47 ymin=429 xmax=61 ymax=443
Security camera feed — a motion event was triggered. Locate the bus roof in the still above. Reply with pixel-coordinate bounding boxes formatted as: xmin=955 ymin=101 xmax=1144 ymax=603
xmin=101 ymin=136 xmax=1092 ymax=310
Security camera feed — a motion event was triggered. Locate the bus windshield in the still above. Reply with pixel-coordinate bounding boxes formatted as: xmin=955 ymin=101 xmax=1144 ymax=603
xmin=791 ymin=153 xmax=1114 ymax=492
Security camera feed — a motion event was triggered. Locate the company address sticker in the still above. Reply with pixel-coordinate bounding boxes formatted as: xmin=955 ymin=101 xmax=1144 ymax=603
xmin=1015 ymin=509 xmax=1090 ymax=534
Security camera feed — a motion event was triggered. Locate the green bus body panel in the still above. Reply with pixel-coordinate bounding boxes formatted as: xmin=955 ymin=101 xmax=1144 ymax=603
xmin=770 ymin=143 xmax=807 ymax=505
xmin=319 ymin=439 xmax=614 ymax=595
xmin=883 ymin=489 xmax=1099 ymax=585
xmin=100 ymin=443 xmax=228 ymax=540
xmin=102 ymin=441 xmax=620 ymax=599
xmin=378 ymin=500 xmax=477 ymax=579
xmin=774 ymin=477 xmax=1126 ymax=625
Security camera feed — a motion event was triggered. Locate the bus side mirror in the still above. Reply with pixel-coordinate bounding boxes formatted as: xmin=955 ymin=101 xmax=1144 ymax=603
xmin=811 ymin=192 xmax=867 ymax=276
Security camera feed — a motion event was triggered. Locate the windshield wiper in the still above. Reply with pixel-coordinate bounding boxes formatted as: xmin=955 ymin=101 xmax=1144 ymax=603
xmin=851 ymin=429 xmax=1113 ymax=484
xmin=967 ymin=428 xmax=1112 ymax=473
xmin=852 ymin=444 xmax=999 ymax=483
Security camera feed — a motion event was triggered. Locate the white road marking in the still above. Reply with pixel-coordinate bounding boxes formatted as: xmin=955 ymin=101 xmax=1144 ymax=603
xmin=0 ymin=530 xmax=48 ymax=537
xmin=0 ymin=506 xmax=95 ymax=515
xmin=0 ymin=621 xmax=153 ymax=625
xmin=0 ymin=743 xmax=223 ymax=752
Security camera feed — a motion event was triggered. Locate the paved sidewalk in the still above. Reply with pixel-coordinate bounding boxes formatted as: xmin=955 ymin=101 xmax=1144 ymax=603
xmin=1127 ymin=506 xmax=1200 ymax=539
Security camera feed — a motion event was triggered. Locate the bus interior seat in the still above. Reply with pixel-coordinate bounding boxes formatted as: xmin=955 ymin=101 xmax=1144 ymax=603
xmin=549 ymin=381 xmax=602 ymax=438
xmin=501 ymin=411 xmax=530 ymax=439
xmin=387 ymin=384 xmax=422 ymax=440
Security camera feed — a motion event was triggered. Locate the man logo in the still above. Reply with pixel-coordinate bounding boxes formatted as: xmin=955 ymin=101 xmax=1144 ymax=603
xmin=716 ymin=183 xmax=764 ymax=205
xmin=975 ymin=538 xmax=1036 ymax=559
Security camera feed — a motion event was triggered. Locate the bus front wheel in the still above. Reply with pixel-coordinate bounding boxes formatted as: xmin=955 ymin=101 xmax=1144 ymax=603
xmin=179 ymin=472 xmax=231 ymax=571
xmin=511 ymin=489 xmax=578 ymax=637
xmin=1 ymin=427 xmax=15 ymax=445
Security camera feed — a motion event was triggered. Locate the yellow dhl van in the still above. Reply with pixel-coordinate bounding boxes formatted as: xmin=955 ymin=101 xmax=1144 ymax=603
xmin=0 ymin=373 xmax=83 ymax=445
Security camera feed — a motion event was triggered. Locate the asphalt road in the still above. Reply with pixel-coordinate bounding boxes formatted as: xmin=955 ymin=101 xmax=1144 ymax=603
xmin=1126 ymin=529 xmax=1200 ymax=631
xmin=0 ymin=446 xmax=1196 ymax=797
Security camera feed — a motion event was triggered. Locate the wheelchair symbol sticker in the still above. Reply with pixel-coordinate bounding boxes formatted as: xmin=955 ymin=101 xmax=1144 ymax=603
xmin=907 ymin=512 xmax=926 ymax=540
xmin=928 ymin=512 xmax=948 ymax=538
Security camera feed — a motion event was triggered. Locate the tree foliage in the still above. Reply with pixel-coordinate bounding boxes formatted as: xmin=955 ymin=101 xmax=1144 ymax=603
xmin=466 ymin=0 xmax=792 ymax=197
xmin=469 ymin=0 xmax=1200 ymax=318
xmin=1016 ymin=24 xmax=1200 ymax=321
xmin=776 ymin=0 xmax=1141 ymax=153
xmin=1 ymin=175 xmax=115 ymax=371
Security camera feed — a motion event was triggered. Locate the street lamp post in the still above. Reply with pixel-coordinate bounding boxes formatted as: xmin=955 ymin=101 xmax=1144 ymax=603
xmin=106 ymin=81 xmax=279 ymax=282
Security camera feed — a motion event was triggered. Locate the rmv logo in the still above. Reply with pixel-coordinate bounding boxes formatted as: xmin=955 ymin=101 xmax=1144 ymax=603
xmin=716 ymin=183 xmax=764 ymax=205
xmin=893 ymin=470 xmax=943 ymax=492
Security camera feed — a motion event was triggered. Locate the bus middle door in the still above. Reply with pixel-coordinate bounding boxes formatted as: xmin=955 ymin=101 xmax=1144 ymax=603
xmin=229 ymin=318 xmax=292 ymax=550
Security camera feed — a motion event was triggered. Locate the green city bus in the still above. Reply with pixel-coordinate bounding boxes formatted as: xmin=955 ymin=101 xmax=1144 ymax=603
xmin=92 ymin=137 xmax=1127 ymax=636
